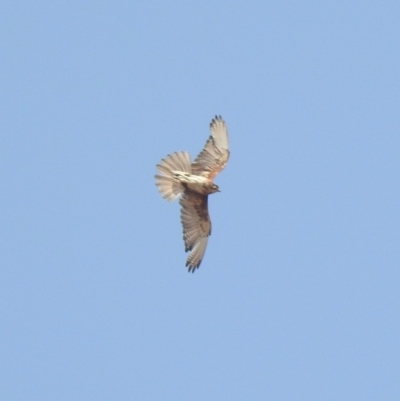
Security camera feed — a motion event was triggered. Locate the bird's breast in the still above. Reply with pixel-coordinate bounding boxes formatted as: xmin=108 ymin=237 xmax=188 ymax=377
xmin=180 ymin=175 xmax=214 ymax=195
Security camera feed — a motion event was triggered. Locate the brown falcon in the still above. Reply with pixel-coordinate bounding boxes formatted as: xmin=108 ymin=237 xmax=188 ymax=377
xmin=155 ymin=116 xmax=230 ymax=272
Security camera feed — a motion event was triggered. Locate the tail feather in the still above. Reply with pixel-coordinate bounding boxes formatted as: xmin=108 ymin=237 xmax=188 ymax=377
xmin=155 ymin=151 xmax=191 ymax=202
xmin=176 ymin=151 xmax=190 ymax=172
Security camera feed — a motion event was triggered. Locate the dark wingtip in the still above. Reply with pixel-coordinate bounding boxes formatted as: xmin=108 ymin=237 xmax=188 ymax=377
xmin=210 ymin=115 xmax=223 ymax=127
xmin=186 ymin=261 xmax=201 ymax=273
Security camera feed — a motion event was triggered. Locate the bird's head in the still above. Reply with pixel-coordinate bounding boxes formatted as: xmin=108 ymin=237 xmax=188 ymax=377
xmin=210 ymin=183 xmax=220 ymax=194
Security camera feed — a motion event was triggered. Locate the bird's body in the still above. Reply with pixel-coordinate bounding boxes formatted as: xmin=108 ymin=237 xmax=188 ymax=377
xmin=172 ymin=172 xmax=219 ymax=196
xmin=155 ymin=116 xmax=229 ymax=272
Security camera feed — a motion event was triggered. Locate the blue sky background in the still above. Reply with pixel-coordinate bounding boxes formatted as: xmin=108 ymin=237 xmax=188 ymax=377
xmin=1 ymin=1 xmax=399 ymax=400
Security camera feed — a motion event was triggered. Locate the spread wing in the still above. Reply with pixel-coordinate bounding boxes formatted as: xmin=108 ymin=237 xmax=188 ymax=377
xmin=179 ymin=191 xmax=211 ymax=272
xmin=192 ymin=115 xmax=230 ymax=180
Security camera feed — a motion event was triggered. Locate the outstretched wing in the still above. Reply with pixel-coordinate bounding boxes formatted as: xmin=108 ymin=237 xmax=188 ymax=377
xmin=179 ymin=191 xmax=211 ymax=272
xmin=192 ymin=115 xmax=230 ymax=180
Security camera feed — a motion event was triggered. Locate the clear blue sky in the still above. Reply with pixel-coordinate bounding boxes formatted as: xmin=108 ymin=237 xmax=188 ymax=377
xmin=1 ymin=1 xmax=399 ymax=400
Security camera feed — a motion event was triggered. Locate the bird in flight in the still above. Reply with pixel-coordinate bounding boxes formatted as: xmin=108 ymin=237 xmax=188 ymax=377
xmin=155 ymin=116 xmax=230 ymax=272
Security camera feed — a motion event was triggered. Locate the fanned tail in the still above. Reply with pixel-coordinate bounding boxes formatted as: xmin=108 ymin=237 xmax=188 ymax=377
xmin=155 ymin=151 xmax=191 ymax=202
